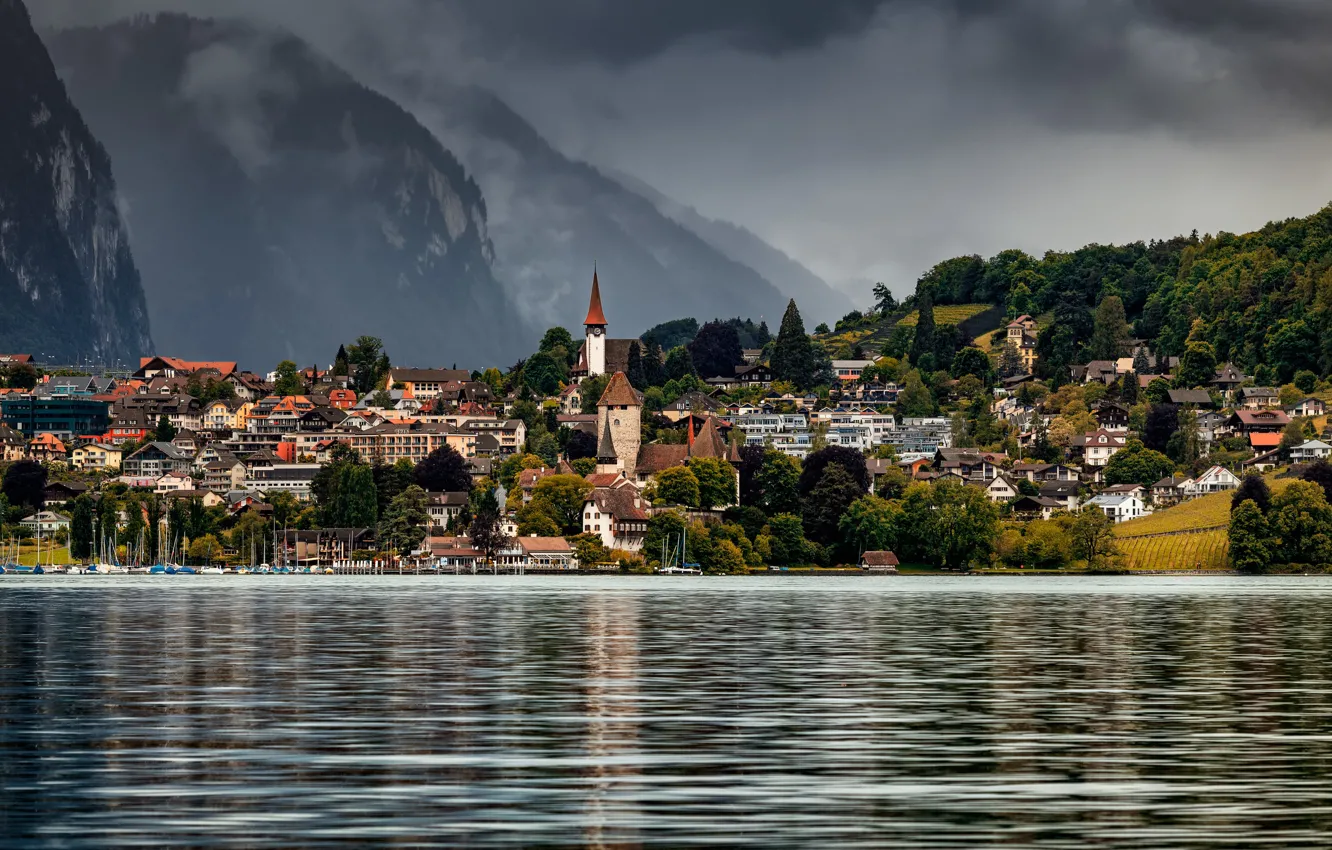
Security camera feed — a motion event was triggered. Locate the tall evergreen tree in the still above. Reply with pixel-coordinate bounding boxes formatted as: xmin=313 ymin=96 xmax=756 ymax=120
xmin=1090 ymin=295 xmax=1129 ymax=360
xmin=626 ymin=341 xmax=647 ymax=389
xmin=70 ymin=494 xmax=94 ymax=561
xmin=643 ymin=340 xmax=667 ymax=387
xmin=771 ymin=299 xmax=818 ymax=389
xmin=909 ymin=286 xmax=936 ymax=366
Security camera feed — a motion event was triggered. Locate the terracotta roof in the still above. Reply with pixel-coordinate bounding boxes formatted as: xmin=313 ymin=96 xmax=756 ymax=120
xmin=584 ymin=473 xmax=629 ymax=488
xmin=597 ymin=372 xmax=642 ymax=407
xmin=1232 ymin=410 xmax=1290 ymax=426
xmin=635 ymin=444 xmax=690 ymax=474
xmin=861 ymin=551 xmax=900 ymax=566
xmin=517 ymin=536 xmax=572 ymax=554
xmin=591 ymin=486 xmax=650 ymax=521
xmin=689 ymin=416 xmax=729 ymax=459
xmin=584 ymin=270 xmax=607 ymax=326
xmin=1249 ymin=432 xmax=1282 ymax=448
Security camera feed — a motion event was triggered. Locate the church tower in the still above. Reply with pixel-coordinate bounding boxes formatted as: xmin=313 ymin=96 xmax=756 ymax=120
xmin=584 ymin=270 xmax=608 ymax=377
xmin=595 ymin=372 xmax=642 ymax=479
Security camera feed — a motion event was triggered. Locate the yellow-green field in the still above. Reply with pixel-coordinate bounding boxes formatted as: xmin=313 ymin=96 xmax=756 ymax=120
xmin=12 ymin=545 xmax=72 ymax=566
xmin=1115 ymin=476 xmax=1294 ymax=538
xmin=897 ymin=304 xmax=992 ymax=327
xmin=1116 ymin=530 xmax=1230 ymax=571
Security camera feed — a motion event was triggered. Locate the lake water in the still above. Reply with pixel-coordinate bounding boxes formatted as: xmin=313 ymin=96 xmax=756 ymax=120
xmin=4 ymin=575 xmax=1332 ymax=847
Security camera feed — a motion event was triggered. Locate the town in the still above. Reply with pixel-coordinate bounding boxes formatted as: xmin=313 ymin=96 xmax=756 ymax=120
xmin=0 ymin=272 xmax=1328 ymax=575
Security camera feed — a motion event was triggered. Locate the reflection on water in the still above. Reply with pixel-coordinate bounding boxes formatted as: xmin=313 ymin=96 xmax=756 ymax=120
xmin=4 ymin=575 xmax=1332 ymax=847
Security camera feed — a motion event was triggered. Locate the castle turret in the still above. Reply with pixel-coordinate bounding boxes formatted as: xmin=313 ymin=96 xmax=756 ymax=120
xmin=595 ymin=371 xmax=642 ymax=479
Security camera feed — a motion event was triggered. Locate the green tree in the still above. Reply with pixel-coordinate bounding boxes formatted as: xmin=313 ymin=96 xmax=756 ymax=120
xmin=1103 ymin=439 xmax=1176 ymax=486
xmin=378 ymin=484 xmax=430 ymax=556
xmin=265 ymin=490 xmax=301 ymax=526
xmin=753 ymin=450 xmax=801 ymax=515
xmin=951 ymin=346 xmax=993 ymax=383
xmin=656 ymin=466 xmax=701 ymax=507
xmin=766 ymin=513 xmax=809 ymax=566
xmin=839 ymin=494 xmax=904 ymax=555
xmin=1228 ymin=498 xmax=1271 ymax=575
xmin=1173 ymin=341 xmax=1217 ymax=389
xmin=186 ymin=534 xmax=222 ymax=565
xmin=909 ymin=285 xmax=936 ymax=365
xmin=900 ymin=479 xmax=1000 ymax=569
xmin=664 ymin=346 xmax=696 ymax=381
xmin=70 ymin=494 xmax=94 ymax=561
xmin=626 ymin=341 xmax=647 ymax=389
xmin=143 ymin=494 xmax=162 ymax=563
xmin=523 ymin=351 xmax=566 ymax=396
xmin=1268 ymin=480 xmax=1332 ymax=566
xmin=690 ymin=457 xmax=736 ymax=509
xmin=274 ymin=360 xmax=303 ymax=396
xmin=529 ymin=474 xmax=594 ymax=535
xmin=570 ymin=532 xmax=612 ymax=568
xmin=332 ymin=463 xmax=378 ymax=527
xmin=802 ymin=465 xmax=867 ymax=549
xmin=895 ymin=369 xmax=936 ymax=417
xmin=1090 ymin=295 xmax=1129 ymax=360
xmin=348 ymin=336 xmax=390 ymax=394
xmin=415 ymin=445 xmax=473 ymax=493
xmin=151 ymin=414 xmax=176 ymax=443
xmin=1144 ymin=377 xmax=1172 ymax=405
xmin=709 ymin=539 xmax=746 ymax=574
xmin=539 ymin=326 xmax=577 ymax=365
xmin=1069 ymin=507 xmax=1115 ymax=566
xmin=578 ymin=374 xmax=609 ymax=414
xmin=1294 ymin=370 xmax=1318 ymax=394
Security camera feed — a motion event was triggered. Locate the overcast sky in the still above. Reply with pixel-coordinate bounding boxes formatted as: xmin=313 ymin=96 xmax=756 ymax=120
xmin=34 ymin=0 xmax=1332 ymax=300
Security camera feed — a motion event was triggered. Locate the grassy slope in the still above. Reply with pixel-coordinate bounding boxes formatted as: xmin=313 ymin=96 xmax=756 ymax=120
xmin=1112 ymin=473 xmax=1296 ymax=570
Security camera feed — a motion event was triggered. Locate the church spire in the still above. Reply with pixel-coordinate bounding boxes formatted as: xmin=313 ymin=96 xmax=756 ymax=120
xmin=584 ymin=268 xmax=607 ymax=327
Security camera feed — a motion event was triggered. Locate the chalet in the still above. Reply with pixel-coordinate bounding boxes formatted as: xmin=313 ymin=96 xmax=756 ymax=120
xmin=135 ymin=357 xmax=237 ymax=380
xmin=1101 ymin=483 xmax=1148 ymax=501
xmin=1011 ymin=495 xmax=1064 ymax=521
xmin=1226 ymin=410 xmax=1290 ymax=435
xmin=154 ymin=472 xmax=195 ymax=494
xmin=1285 ymin=398 xmax=1326 ymax=419
xmin=1211 ymin=363 xmax=1247 ymax=395
xmin=1291 ymin=440 xmax=1332 ymax=463
xmin=1093 ymin=402 xmax=1130 ymax=431
xmin=42 ymin=481 xmax=88 ymax=505
xmin=0 ymin=425 xmax=26 ymax=461
xmin=28 ymin=432 xmax=67 ymax=462
xmin=1243 ymin=449 xmax=1281 ymax=473
xmin=1071 ymin=429 xmax=1126 ymax=467
xmin=933 ymin=448 xmax=1006 ymax=481
xmin=1238 ymin=386 xmax=1280 ymax=410
xmin=1080 ymin=360 xmax=1119 ymax=385
xmin=1085 ymin=493 xmax=1146 ymax=523
xmin=517 ymin=466 xmax=557 ymax=503
xmin=860 ymin=551 xmax=900 ymax=572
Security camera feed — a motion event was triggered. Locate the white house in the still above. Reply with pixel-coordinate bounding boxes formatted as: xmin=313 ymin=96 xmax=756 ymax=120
xmin=1085 ymin=494 xmax=1146 ymax=523
xmin=1291 ymin=440 xmax=1332 ymax=463
xmin=20 ymin=511 xmax=71 ymax=534
xmin=984 ymin=473 xmax=1020 ymax=503
xmin=1286 ymin=398 xmax=1327 ymax=419
xmin=1187 ymin=465 xmax=1242 ymax=496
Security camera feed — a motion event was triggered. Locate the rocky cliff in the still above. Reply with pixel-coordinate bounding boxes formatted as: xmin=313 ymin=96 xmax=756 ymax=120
xmin=0 ymin=0 xmax=152 ymax=366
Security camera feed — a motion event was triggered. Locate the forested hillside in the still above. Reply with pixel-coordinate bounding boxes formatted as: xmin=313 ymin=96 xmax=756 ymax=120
xmin=910 ymin=203 xmax=1332 ymax=384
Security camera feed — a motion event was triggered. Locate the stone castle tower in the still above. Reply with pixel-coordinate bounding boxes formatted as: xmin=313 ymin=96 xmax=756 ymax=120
xmin=595 ymin=372 xmax=642 ymax=479
xmin=584 ymin=270 xmax=607 ymax=377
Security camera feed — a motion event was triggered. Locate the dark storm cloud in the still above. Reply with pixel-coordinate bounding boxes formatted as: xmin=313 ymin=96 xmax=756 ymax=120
xmin=30 ymin=0 xmax=1332 ymax=297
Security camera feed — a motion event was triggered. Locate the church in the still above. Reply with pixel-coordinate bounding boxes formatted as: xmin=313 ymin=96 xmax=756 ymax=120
xmin=571 ymin=271 xmax=644 ymax=379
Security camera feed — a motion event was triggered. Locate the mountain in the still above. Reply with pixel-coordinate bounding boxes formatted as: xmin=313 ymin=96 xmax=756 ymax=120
xmin=45 ymin=15 xmax=523 ymax=371
xmin=0 ymin=0 xmax=152 ymax=366
xmin=396 ymin=82 xmax=794 ymax=338
xmin=608 ymin=170 xmax=855 ymax=325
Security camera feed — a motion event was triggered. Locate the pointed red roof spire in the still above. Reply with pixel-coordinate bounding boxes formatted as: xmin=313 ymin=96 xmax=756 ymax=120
xmin=584 ymin=268 xmax=607 ymax=326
